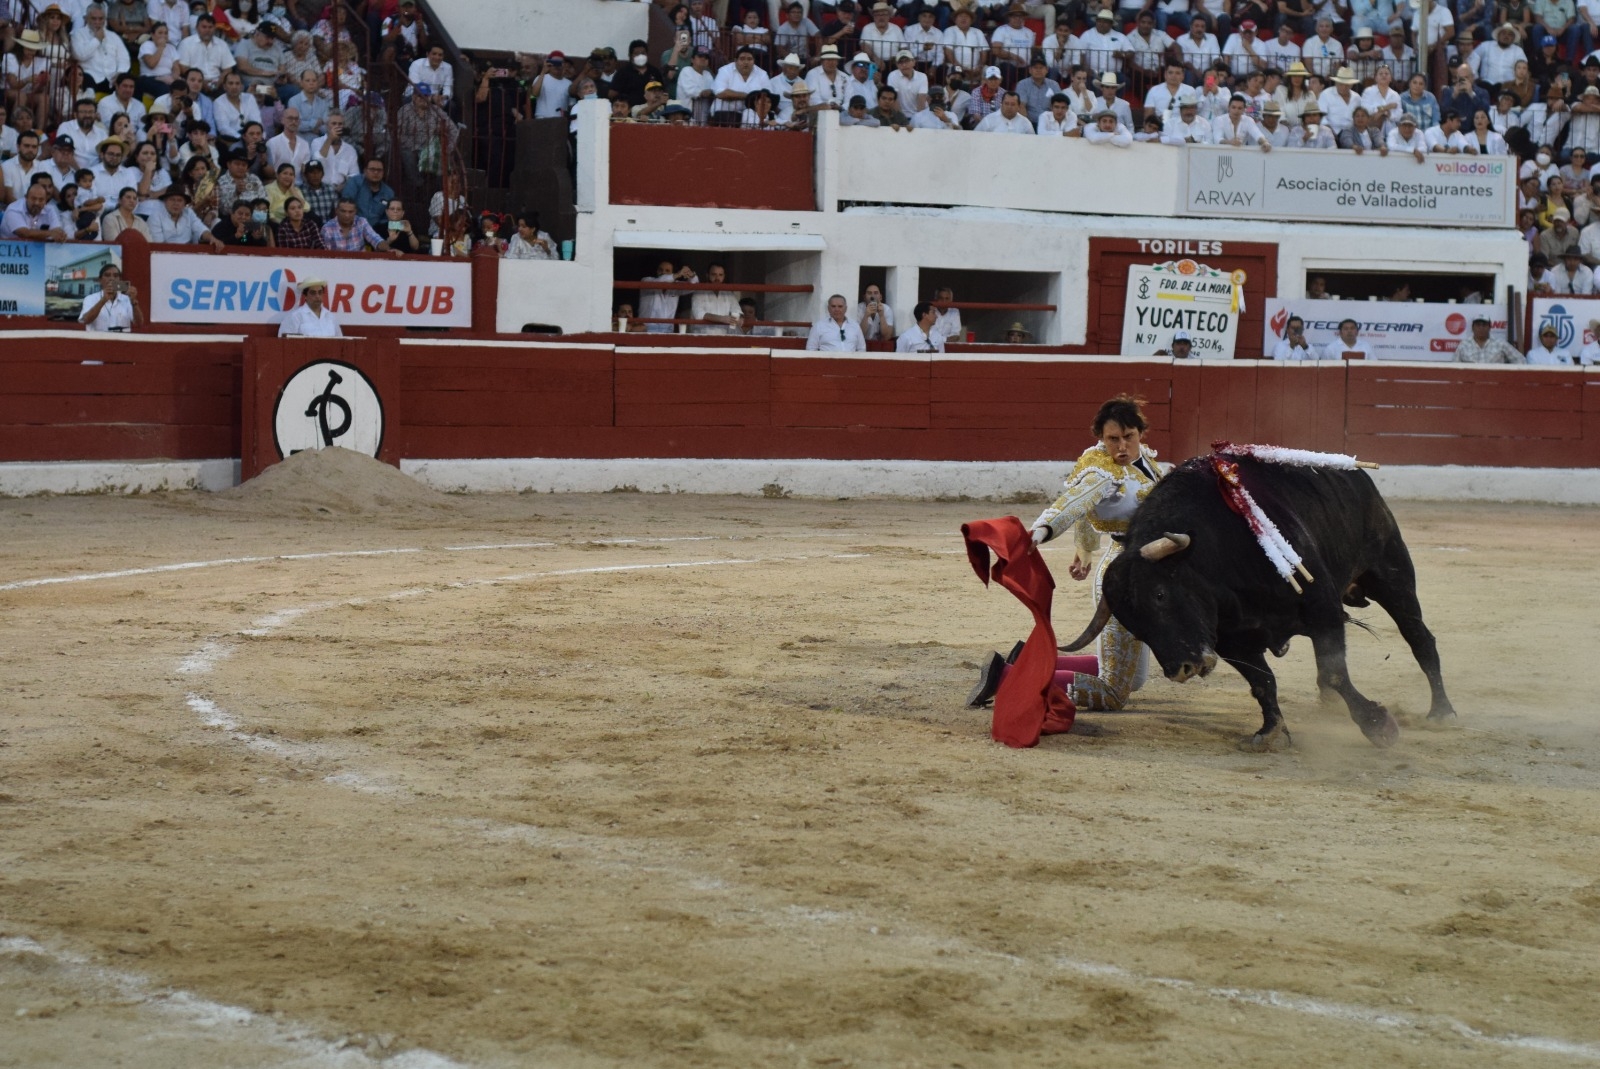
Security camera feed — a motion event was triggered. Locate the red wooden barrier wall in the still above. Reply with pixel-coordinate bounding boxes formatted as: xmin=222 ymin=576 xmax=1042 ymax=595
xmin=5 ymin=337 xmax=1600 ymax=470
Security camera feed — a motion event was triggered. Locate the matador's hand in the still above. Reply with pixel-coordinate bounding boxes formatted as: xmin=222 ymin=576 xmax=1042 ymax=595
xmin=1068 ymin=555 xmax=1090 ymax=581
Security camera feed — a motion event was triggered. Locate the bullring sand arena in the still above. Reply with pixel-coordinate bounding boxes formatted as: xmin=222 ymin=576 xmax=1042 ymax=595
xmin=3 ymin=448 xmax=1599 ymax=1069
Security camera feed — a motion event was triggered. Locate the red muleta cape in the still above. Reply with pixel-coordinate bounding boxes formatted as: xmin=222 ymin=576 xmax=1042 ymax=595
xmin=961 ymin=516 xmax=1076 ymax=747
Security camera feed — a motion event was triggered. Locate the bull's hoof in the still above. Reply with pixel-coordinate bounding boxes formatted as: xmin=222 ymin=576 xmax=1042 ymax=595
xmin=1237 ymin=725 xmax=1292 ymax=753
xmin=1270 ymin=639 xmax=1291 ymax=658
xmin=1359 ymin=708 xmax=1400 ymax=748
xmin=1425 ymin=703 xmax=1458 ymax=723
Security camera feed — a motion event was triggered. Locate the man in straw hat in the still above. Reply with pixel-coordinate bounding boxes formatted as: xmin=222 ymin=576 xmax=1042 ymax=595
xmin=860 ymin=1 xmax=906 ymax=65
xmin=1004 ymin=322 xmax=1034 ymax=344
xmin=89 ymin=134 xmax=133 ymax=205
xmin=1386 ymin=109 xmax=1428 ymax=158
xmin=1477 ymin=21 xmax=1526 ymax=90
xmin=805 ymin=44 xmax=851 ymax=108
xmin=1298 ymin=99 xmax=1338 ymax=147
xmin=1317 ymin=65 xmax=1361 ymax=134
xmin=1076 ymin=9 xmax=1129 ymax=80
xmin=990 ymin=5 xmax=1037 ymax=76
xmin=1091 ymin=69 xmax=1134 ymax=127
xmin=278 ymin=277 xmax=344 ymax=338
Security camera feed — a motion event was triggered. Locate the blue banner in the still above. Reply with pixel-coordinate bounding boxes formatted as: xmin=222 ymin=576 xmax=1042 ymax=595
xmin=0 ymin=240 xmax=46 ymax=317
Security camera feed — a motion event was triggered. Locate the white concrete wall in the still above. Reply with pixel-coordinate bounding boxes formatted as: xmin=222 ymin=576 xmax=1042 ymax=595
xmin=436 ymin=0 xmax=647 ymax=57
xmin=496 ymin=106 xmax=1532 ymax=342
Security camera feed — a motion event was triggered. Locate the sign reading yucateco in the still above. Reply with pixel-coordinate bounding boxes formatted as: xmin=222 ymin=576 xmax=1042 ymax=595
xmin=1262 ymin=298 xmax=1508 ymax=361
xmin=1181 ymin=146 xmax=1516 ymax=228
xmin=149 ymin=253 xmax=472 ymax=327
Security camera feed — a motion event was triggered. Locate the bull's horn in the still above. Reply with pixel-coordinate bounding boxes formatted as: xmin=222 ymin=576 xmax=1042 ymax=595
xmin=1139 ymin=532 xmax=1193 ymax=561
xmin=1060 ymin=597 xmax=1113 ymax=652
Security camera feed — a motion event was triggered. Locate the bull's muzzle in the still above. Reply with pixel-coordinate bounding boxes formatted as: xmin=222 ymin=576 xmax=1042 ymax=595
xmin=1168 ymin=648 xmax=1219 ymax=683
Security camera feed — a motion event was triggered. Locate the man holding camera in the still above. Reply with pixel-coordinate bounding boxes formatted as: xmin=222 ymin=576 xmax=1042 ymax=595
xmin=80 ymin=263 xmax=142 ymax=333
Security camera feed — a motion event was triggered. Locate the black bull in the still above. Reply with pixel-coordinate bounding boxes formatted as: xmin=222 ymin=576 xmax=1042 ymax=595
xmin=1061 ymin=456 xmax=1456 ymax=751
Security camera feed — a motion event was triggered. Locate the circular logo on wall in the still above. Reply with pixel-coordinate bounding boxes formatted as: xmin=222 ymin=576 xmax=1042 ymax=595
xmin=273 ymin=360 xmax=384 ymax=461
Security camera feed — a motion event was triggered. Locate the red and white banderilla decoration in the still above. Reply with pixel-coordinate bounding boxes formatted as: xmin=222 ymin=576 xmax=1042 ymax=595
xmin=1209 ymin=441 xmax=1380 ymax=595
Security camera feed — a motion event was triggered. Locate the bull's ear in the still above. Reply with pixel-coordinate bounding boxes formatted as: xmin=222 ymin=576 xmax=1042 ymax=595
xmin=1139 ymin=532 xmax=1193 ymax=561
xmin=1110 ymin=533 xmax=1127 ymax=545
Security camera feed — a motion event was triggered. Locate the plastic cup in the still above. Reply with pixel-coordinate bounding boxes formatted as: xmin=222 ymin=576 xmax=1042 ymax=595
xmin=616 ymin=316 xmax=628 ymax=332
xmin=559 ymin=239 xmax=574 ymax=260
xmin=430 ymin=237 xmax=444 ymax=255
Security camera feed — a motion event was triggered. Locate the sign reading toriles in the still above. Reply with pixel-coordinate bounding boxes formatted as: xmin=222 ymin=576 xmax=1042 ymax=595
xmin=1262 ymin=298 xmax=1509 ymax=360
xmin=1180 ymin=146 xmax=1516 ymax=228
xmin=1121 ymin=259 xmax=1245 ymax=357
xmin=273 ymin=360 xmax=385 ymax=460
xmin=149 ymin=253 xmax=472 ymax=327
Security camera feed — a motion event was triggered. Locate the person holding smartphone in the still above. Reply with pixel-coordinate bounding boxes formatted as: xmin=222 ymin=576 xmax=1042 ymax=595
xmin=80 ymin=262 xmax=142 ymax=333
xmin=380 ymin=197 xmax=422 ymax=255
xmin=855 ymin=283 xmax=895 ymax=342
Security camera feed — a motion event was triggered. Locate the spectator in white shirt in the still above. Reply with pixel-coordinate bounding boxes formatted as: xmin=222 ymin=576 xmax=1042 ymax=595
xmin=1178 ymin=17 xmax=1221 ymax=83
xmin=1143 ymin=60 xmax=1187 ymax=121
xmin=266 ymin=107 xmax=311 ymax=179
xmin=529 ymin=52 xmax=572 ymax=119
xmin=57 ymin=98 xmax=109 ymax=170
xmin=896 ymin=301 xmax=946 ymax=352
xmin=1477 ymin=22 xmax=1527 ymax=89
xmin=98 ymin=74 xmax=147 ymax=130
xmin=1222 ymin=20 xmax=1269 ymax=78
xmin=911 ymin=87 xmax=964 ymax=128
xmin=1552 ymin=246 xmax=1597 ymax=293
xmin=1321 ymin=318 xmax=1372 ymax=359
xmin=641 ymin=260 xmax=695 ymax=333
xmin=1042 ymin=20 xmax=1081 ymax=76
xmin=990 ymin=5 xmax=1037 ymax=76
xmin=1272 ymin=316 xmax=1316 ymax=359
xmin=79 ymin=262 xmax=142 ymax=332
xmin=310 ymin=112 xmax=360 ymax=189
xmin=856 ymin=284 xmax=895 ymax=342
xmin=860 ymin=2 xmax=907 ymax=64
xmin=714 ymin=47 xmax=771 ymax=118
xmin=1301 ymin=18 xmax=1344 ymax=77
xmin=691 ymin=263 xmax=743 ymax=334
xmin=1425 ymin=110 xmax=1471 ymax=152
xmin=942 ymin=8 xmax=989 ymax=73
xmin=1213 ymin=92 xmax=1268 ymax=146
xmin=1091 ymin=71 xmax=1135 ymax=128
xmin=408 ymin=44 xmax=453 ymax=101
xmin=1037 ymin=92 xmax=1081 ymax=134
xmin=1259 ymin=99 xmax=1296 ymax=144
xmin=1263 ymin=22 xmax=1304 ymax=68
xmin=976 ymin=91 xmax=1037 ymax=132
xmin=1300 ymin=102 xmax=1340 ymax=147
xmin=175 ymin=14 xmax=237 ymax=91
xmin=676 ymin=48 xmax=718 ymax=122
xmin=1360 ymin=63 xmax=1403 ymax=128
xmin=213 ymin=71 xmax=262 ymax=142
xmin=887 ymin=49 xmax=929 ymax=114
xmin=930 ymin=286 xmax=962 ymax=345
xmin=1161 ymin=92 xmax=1213 ymax=142
xmin=1318 ymin=66 xmax=1362 ymax=134
xmin=1077 ymin=9 xmax=1129 ymax=78
xmin=1387 ymin=110 xmax=1428 ymax=158
xmin=1526 ymin=322 xmax=1573 ymax=363
xmin=1083 ymin=110 xmax=1134 ymax=144
xmin=278 ymin=278 xmax=344 ymax=337
xmin=71 ymin=5 xmax=131 ymax=91
xmin=807 ymin=294 xmax=869 ymax=351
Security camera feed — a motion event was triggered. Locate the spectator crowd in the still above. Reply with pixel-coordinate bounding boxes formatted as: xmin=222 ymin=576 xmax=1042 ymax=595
xmin=0 ymin=0 xmax=561 ymax=258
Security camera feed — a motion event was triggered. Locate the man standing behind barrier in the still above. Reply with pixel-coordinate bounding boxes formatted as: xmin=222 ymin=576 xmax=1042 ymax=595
xmin=79 ymin=262 xmax=141 ymax=332
xmin=278 ymin=278 xmax=344 ymax=337
xmin=1454 ymin=314 xmax=1525 ymax=362
xmin=342 ymin=157 xmax=394 ymax=229
xmin=806 ymin=294 xmax=868 ymax=351
xmin=896 ymin=302 xmax=946 ymax=353
xmin=691 ymin=263 xmax=742 ymax=335
xmin=641 ymin=260 xmax=694 ymax=334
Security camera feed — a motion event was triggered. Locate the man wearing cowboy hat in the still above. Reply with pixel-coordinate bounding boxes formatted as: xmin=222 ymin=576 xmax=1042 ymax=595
xmin=1004 ymin=322 xmax=1033 ymax=344
xmin=941 ymin=7 xmax=989 ymax=74
xmin=1091 ymin=69 xmax=1134 ymax=128
xmin=804 ymin=44 xmax=852 ymax=108
xmin=1259 ymin=99 xmax=1295 ymax=145
xmin=278 ymin=278 xmax=344 ymax=338
xmin=146 ymin=187 xmax=225 ymax=247
xmin=860 ymin=2 xmax=906 ymax=65
xmin=1298 ymin=100 xmax=1339 ymax=147
xmin=89 ymin=135 xmax=134 ymax=205
xmin=975 ymin=88 xmax=1037 ymax=131
xmin=1345 ymin=26 xmax=1383 ymax=84
xmin=990 ymin=5 xmax=1037 ymax=76
xmin=1550 ymin=244 xmax=1596 ymax=294
xmin=1160 ymin=88 xmax=1213 ymax=142
xmin=1386 ymin=109 xmax=1428 ymax=158
xmin=1477 ymin=22 xmax=1526 ymax=90
xmin=1316 ymin=65 xmax=1361 ymax=134
xmin=1077 ymin=9 xmax=1129 ymax=80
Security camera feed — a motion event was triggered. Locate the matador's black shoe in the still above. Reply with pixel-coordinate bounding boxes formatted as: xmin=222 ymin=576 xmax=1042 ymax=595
xmin=1005 ymin=640 xmax=1026 ymax=664
xmin=966 ymin=651 xmax=1006 ymax=708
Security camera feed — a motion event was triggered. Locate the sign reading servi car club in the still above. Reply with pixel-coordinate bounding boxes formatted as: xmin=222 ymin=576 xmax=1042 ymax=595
xmin=1179 ymin=145 xmax=1516 ymax=228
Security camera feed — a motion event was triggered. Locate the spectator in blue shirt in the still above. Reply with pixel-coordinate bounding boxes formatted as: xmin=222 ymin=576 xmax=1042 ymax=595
xmin=339 ymin=157 xmax=394 ymax=229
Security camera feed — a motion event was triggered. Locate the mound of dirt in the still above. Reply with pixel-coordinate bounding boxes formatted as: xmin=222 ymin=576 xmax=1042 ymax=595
xmin=209 ymin=447 xmax=456 ymax=518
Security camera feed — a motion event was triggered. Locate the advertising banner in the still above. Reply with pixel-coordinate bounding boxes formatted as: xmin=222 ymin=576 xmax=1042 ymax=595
xmin=1 ymin=242 xmax=122 ymax=318
xmin=1121 ymin=259 xmax=1245 ymax=357
xmin=149 ymin=253 xmax=472 ymax=327
xmin=1262 ymin=298 xmax=1508 ymax=361
xmin=1528 ymin=296 xmax=1600 ymax=352
xmin=1181 ymin=145 xmax=1516 ymax=228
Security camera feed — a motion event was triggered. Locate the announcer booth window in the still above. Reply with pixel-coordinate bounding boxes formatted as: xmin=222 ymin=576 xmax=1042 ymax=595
xmin=613 ymin=248 xmax=819 ymax=335
xmin=1307 ymin=271 xmax=1497 ymax=306
xmin=916 ymin=268 xmax=1057 ymax=345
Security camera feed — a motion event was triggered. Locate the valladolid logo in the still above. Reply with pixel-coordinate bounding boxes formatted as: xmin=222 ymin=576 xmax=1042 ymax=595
xmin=273 ymin=360 xmax=384 ymax=460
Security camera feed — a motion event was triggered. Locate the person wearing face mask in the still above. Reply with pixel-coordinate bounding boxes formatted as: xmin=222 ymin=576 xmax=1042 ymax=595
xmin=213 ymin=196 xmax=269 ymax=245
xmin=609 ymin=39 xmax=663 ymax=108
